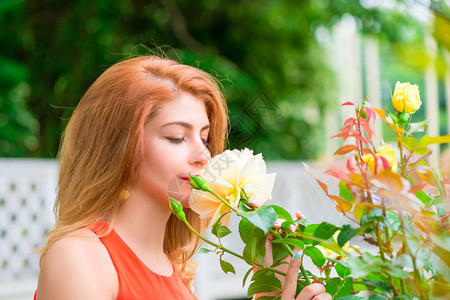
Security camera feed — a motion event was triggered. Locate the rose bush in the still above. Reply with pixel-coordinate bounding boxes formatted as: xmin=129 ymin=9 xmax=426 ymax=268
xmin=170 ymin=82 xmax=449 ymax=299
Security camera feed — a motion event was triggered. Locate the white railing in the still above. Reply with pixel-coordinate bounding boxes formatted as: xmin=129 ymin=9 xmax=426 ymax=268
xmin=0 ymin=159 xmax=57 ymax=300
xmin=0 ymin=159 xmax=344 ymax=300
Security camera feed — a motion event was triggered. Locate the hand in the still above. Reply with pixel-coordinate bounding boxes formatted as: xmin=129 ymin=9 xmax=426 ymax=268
xmin=280 ymin=254 xmax=331 ymax=300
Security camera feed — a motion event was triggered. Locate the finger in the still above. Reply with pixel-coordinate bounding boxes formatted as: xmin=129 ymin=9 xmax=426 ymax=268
xmin=260 ymin=234 xmax=274 ymax=267
xmin=280 ymin=252 xmax=302 ymax=300
xmin=295 ymin=283 xmax=326 ymax=300
xmin=312 ymin=293 xmax=332 ymax=300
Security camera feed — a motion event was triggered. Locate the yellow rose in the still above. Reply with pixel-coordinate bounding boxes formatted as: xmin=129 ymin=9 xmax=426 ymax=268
xmin=392 ymin=81 xmax=422 ymax=113
xmin=361 ymin=144 xmax=398 ymax=174
xmin=189 ymin=148 xmax=276 ymax=227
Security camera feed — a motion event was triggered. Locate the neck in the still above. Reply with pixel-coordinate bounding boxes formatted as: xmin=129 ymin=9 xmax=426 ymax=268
xmin=114 ymin=189 xmax=172 ymax=256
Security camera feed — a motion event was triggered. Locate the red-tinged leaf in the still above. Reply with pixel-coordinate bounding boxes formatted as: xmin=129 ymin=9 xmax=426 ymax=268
xmin=360 ymin=122 xmax=375 ymax=140
xmin=346 ymin=156 xmax=357 ymax=172
xmin=355 ymin=134 xmax=370 ymax=146
xmin=316 ymin=178 xmax=329 ymax=194
xmin=365 ymin=107 xmax=376 ymax=123
xmin=373 ymin=108 xmax=405 ymax=133
xmin=334 ymin=145 xmax=356 ymax=155
xmin=343 ymin=117 xmax=357 ymax=127
xmin=325 ymin=168 xmax=352 ymax=182
xmin=331 ymin=132 xmax=351 ymax=141
xmin=341 ymin=101 xmax=355 ymax=106
xmin=361 ymin=148 xmax=374 ymax=155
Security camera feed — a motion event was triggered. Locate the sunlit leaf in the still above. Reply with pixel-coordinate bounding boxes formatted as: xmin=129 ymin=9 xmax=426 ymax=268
xmin=339 ymin=181 xmax=354 ymax=203
xmin=418 ymin=135 xmax=450 ymax=147
xmin=399 ymin=136 xmax=417 ymax=151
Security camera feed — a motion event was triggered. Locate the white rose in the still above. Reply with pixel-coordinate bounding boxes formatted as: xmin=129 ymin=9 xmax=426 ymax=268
xmin=189 ymin=148 xmax=276 ymax=227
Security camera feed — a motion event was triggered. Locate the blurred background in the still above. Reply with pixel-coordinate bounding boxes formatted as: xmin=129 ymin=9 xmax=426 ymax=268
xmin=0 ymin=0 xmax=449 ymax=299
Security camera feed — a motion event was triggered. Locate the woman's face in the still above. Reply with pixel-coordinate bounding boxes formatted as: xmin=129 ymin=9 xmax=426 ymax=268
xmin=134 ymin=92 xmax=211 ymax=207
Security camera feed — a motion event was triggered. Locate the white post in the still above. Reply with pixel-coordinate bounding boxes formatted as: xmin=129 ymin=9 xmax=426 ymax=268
xmin=327 ymin=15 xmax=363 ymax=155
xmin=424 ymin=34 xmax=440 ymax=169
xmin=364 ymin=36 xmax=382 ymax=146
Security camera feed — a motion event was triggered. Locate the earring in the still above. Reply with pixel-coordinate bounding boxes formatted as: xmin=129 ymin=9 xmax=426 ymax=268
xmin=120 ymin=189 xmax=130 ymax=200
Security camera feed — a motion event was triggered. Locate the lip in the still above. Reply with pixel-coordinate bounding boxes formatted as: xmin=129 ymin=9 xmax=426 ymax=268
xmin=179 ymin=174 xmax=200 ymax=181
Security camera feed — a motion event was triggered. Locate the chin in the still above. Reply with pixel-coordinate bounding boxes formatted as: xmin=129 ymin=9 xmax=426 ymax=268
xmin=167 ymin=190 xmax=191 ymax=208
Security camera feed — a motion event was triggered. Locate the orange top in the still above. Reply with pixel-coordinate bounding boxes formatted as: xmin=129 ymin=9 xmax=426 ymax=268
xmin=34 ymin=223 xmax=198 ymax=300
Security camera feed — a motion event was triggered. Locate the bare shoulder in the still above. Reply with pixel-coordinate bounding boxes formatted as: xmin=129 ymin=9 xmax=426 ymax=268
xmin=36 ymin=228 xmax=118 ymax=300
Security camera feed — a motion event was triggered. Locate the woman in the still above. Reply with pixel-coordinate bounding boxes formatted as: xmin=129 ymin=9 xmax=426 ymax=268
xmin=35 ymin=55 xmax=330 ymax=300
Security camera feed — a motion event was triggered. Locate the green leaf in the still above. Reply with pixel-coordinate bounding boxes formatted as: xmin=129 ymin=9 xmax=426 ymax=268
xmin=243 ymin=236 xmax=266 ymax=265
xmin=339 ymin=181 xmax=354 ymax=203
xmin=304 ymin=246 xmax=326 ymax=268
xmin=269 ymin=205 xmax=294 ymax=223
xmin=212 ymin=223 xmax=232 ymax=238
xmin=385 ymin=211 xmax=401 ymax=231
xmin=335 ymin=296 xmax=365 ymax=300
xmin=199 ymin=247 xmax=211 ymax=253
xmin=368 ymin=294 xmax=387 ymax=300
xmin=407 ymin=120 xmax=428 ymax=135
xmin=346 ymin=255 xmax=381 ymax=277
xmin=247 ymin=273 xmax=282 ymax=296
xmin=313 ymin=222 xmax=340 ymax=241
xmin=335 ymin=264 xmax=351 ymax=278
xmin=241 ymin=205 xmax=278 ymax=234
xmin=337 ymin=225 xmax=358 ymax=247
xmin=239 ymin=218 xmax=264 ymax=244
xmin=362 ymin=280 xmax=392 ymax=294
xmin=415 ymin=190 xmax=441 ymax=207
xmin=272 ymin=242 xmax=290 ymax=262
xmin=242 ymin=267 xmax=254 ymax=287
xmin=219 ymin=257 xmax=236 ymax=274
xmin=418 ymin=135 xmax=450 ymax=147
xmin=271 ymin=238 xmax=304 ymax=249
xmin=399 ymin=136 xmax=417 ymax=151
xmin=326 ymin=277 xmax=353 ymax=298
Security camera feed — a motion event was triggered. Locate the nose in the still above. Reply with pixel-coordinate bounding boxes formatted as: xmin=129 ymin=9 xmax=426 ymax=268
xmin=189 ymin=138 xmax=210 ymax=167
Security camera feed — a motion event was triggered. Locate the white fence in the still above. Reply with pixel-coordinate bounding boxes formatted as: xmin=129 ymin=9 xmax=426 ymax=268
xmin=0 ymin=159 xmax=345 ymax=300
xmin=0 ymin=159 xmax=57 ymax=300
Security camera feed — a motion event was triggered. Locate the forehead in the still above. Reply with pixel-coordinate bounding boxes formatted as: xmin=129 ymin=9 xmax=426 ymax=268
xmin=149 ymin=93 xmax=209 ymax=125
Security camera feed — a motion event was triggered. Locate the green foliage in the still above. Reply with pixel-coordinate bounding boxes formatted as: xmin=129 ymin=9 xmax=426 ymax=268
xmin=241 ymin=205 xmax=278 ymax=234
xmin=3 ymin=0 xmax=444 ymax=159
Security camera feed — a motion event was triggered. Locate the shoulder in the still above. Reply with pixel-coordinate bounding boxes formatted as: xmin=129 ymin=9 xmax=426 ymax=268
xmin=36 ymin=228 xmax=118 ymax=300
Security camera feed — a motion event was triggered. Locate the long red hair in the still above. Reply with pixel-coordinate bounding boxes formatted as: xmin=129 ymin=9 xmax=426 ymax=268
xmin=40 ymin=56 xmax=228 ymax=286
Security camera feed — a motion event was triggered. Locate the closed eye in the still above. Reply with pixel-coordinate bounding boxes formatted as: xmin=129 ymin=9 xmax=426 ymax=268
xmin=166 ymin=137 xmax=186 ymax=144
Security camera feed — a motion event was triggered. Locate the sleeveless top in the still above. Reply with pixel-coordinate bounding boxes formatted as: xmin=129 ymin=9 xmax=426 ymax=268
xmin=34 ymin=222 xmax=198 ymax=300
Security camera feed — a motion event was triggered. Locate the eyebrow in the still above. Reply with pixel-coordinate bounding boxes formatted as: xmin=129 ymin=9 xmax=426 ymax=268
xmin=161 ymin=121 xmax=210 ymax=131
